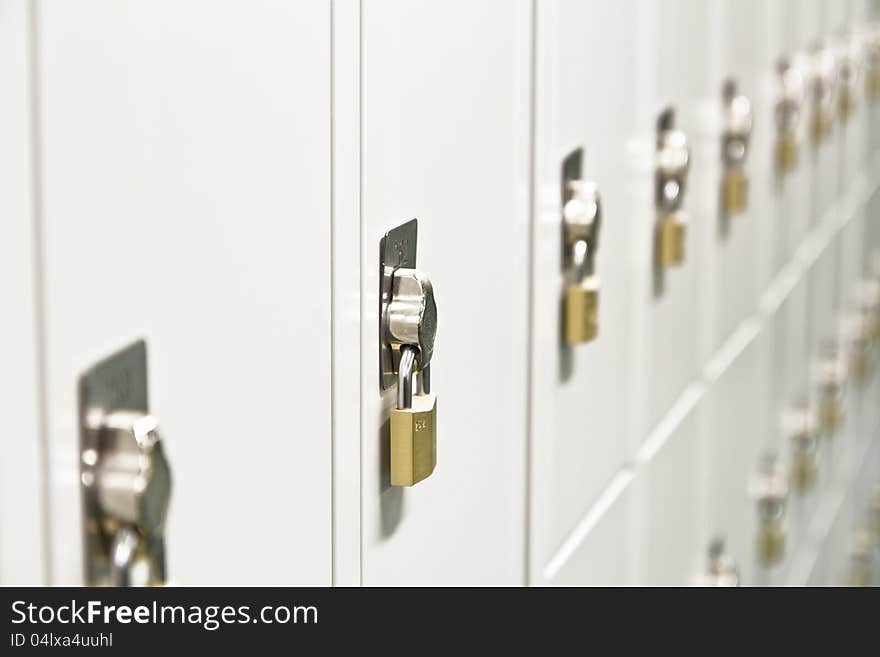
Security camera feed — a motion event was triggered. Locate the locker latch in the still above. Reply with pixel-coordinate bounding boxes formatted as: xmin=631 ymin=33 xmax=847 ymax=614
xmin=808 ymin=43 xmax=836 ymax=144
xmin=701 ymin=536 xmax=739 ymax=587
xmin=835 ymin=33 xmax=859 ymax=122
xmin=561 ymin=147 xmax=602 ymax=345
xmin=783 ymin=400 xmax=819 ymax=494
xmin=720 ymin=79 xmax=752 ymax=223
xmin=750 ymin=451 xmax=789 ymax=568
xmin=79 ymin=340 xmax=172 ymax=586
xmin=654 ymin=107 xmax=690 ymax=296
xmin=813 ymin=338 xmax=847 ymax=436
xmin=774 ymin=56 xmax=805 ymax=176
xmin=380 ymin=219 xmax=438 ymax=486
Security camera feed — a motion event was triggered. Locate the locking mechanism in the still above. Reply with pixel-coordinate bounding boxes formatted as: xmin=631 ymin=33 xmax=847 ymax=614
xmin=850 ymin=279 xmax=880 ymax=385
xmin=775 ymin=56 xmax=805 ymax=175
xmin=654 ymin=108 xmax=690 ymax=294
xmin=865 ymin=30 xmax=880 ymax=102
xmin=380 ymin=219 xmax=438 ymax=487
xmin=809 ymin=44 xmax=836 ymax=145
xmin=783 ymin=400 xmax=819 ymax=494
xmin=720 ymin=79 xmax=753 ymax=220
xmin=750 ymin=452 xmax=788 ymax=568
xmin=836 ymin=35 xmax=859 ymax=122
xmin=79 ymin=340 xmax=171 ymax=586
xmin=701 ymin=536 xmax=739 ymax=587
xmin=813 ymin=339 xmax=847 ymax=437
xmin=562 ymin=148 xmax=601 ymax=345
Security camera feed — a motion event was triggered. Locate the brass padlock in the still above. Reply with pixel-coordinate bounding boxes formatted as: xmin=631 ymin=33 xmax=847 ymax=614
xmin=390 ymin=346 xmax=437 ymax=487
xmin=380 ymin=220 xmax=439 ymax=487
xmin=810 ymin=106 xmax=832 ymax=143
xmin=776 ymin=132 xmax=799 ymax=174
xmin=657 ymin=212 xmax=686 ymax=267
xmin=751 ymin=452 xmax=788 ymax=568
xmin=722 ymin=168 xmax=748 ymax=216
xmin=565 ymin=276 xmax=599 ymax=344
xmin=809 ymin=44 xmax=835 ymax=145
xmin=655 ymin=109 xmax=690 ymax=285
xmin=562 ymin=170 xmax=602 ymax=346
xmin=775 ymin=56 xmax=804 ymax=177
xmin=784 ymin=404 xmax=819 ymax=494
xmin=721 ymin=80 xmax=752 ymax=217
xmin=814 ymin=340 xmax=847 ymax=436
xmin=836 ymin=46 xmax=857 ymax=122
xmin=844 ymin=313 xmax=873 ymax=387
xmin=701 ymin=536 xmax=739 ymax=587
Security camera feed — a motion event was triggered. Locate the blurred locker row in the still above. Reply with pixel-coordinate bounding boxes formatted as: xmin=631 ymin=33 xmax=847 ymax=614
xmin=2 ymin=0 xmax=879 ymax=586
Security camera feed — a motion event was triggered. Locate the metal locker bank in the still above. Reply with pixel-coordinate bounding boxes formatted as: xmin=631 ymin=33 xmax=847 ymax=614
xmin=1 ymin=0 xmax=879 ymax=588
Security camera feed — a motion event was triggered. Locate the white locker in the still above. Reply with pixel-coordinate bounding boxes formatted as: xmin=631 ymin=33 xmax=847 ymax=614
xmin=634 ymin=398 xmax=704 ymax=586
xmin=638 ymin=0 xmax=720 ymax=439
xmin=35 ymin=0 xmax=333 ymax=584
xmin=528 ymin=0 xmax=651 ymax=584
xmin=710 ymin=0 xmax=773 ymax=355
xmin=0 ymin=0 xmax=46 ymax=584
xmin=704 ymin=336 xmax=765 ymax=584
xmin=358 ymin=0 xmax=531 ymax=585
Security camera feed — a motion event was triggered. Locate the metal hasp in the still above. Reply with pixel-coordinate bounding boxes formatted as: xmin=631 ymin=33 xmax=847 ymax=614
xmin=654 ymin=107 xmax=690 ymax=296
xmin=720 ymin=79 xmax=753 ymax=223
xmin=380 ymin=219 xmax=438 ymax=486
xmin=561 ymin=147 xmax=601 ymax=345
xmin=749 ymin=451 xmax=789 ymax=568
xmin=79 ymin=340 xmax=171 ymax=586
xmin=774 ymin=55 xmax=805 ymax=176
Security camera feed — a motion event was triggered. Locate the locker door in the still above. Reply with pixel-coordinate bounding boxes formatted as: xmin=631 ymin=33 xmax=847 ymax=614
xmin=36 ymin=0 xmax=332 ymax=584
xmin=712 ymin=0 xmax=773 ymax=354
xmin=705 ymin=337 xmax=765 ymax=584
xmin=359 ymin=0 xmax=531 ymax=585
xmin=639 ymin=0 xmax=720 ymax=439
xmin=0 ymin=0 xmax=46 ymax=584
xmin=528 ymin=0 xmax=651 ymax=584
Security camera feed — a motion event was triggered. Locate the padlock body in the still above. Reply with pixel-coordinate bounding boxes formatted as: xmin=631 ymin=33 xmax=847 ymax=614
xmin=791 ymin=453 xmax=818 ymax=494
xmin=758 ymin=520 xmax=786 ymax=566
xmin=565 ymin=277 xmax=599 ymax=345
xmin=722 ymin=168 xmax=748 ymax=215
xmin=818 ymin=394 xmax=844 ymax=435
xmin=867 ymin=72 xmax=880 ymax=102
xmin=838 ymin=89 xmax=854 ymax=121
xmin=811 ymin=108 xmax=831 ymax=144
xmin=776 ymin=133 xmax=798 ymax=174
xmin=657 ymin=213 xmax=686 ymax=268
xmin=390 ymin=393 xmax=437 ymax=486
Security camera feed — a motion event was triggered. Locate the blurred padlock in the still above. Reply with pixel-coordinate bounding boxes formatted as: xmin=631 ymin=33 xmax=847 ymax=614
xmin=809 ymin=44 xmax=836 ymax=145
xmin=775 ymin=57 xmax=804 ymax=176
xmin=814 ymin=339 xmax=847 ymax=436
xmin=750 ymin=452 xmax=789 ymax=568
xmin=562 ymin=171 xmax=602 ymax=345
xmin=784 ymin=403 xmax=819 ymax=495
xmin=720 ymin=80 xmax=752 ymax=217
xmin=655 ymin=109 xmax=690 ymax=288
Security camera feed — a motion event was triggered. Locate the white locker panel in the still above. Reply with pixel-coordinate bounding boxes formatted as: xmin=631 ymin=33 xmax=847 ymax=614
xmin=711 ymin=0 xmax=773 ymax=353
xmin=528 ymin=0 xmax=650 ymax=581
xmin=359 ymin=0 xmax=531 ymax=585
xmin=544 ymin=481 xmax=635 ymax=586
xmin=705 ymin=337 xmax=764 ymax=584
xmin=635 ymin=401 xmax=703 ymax=586
xmin=0 ymin=0 xmax=46 ymax=584
xmin=36 ymin=0 xmax=332 ymax=584
xmin=640 ymin=0 xmax=720 ymax=437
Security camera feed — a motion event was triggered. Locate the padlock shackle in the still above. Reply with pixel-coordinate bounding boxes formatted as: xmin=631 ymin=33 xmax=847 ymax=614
xmin=397 ymin=345 xmax=417 ymax=410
